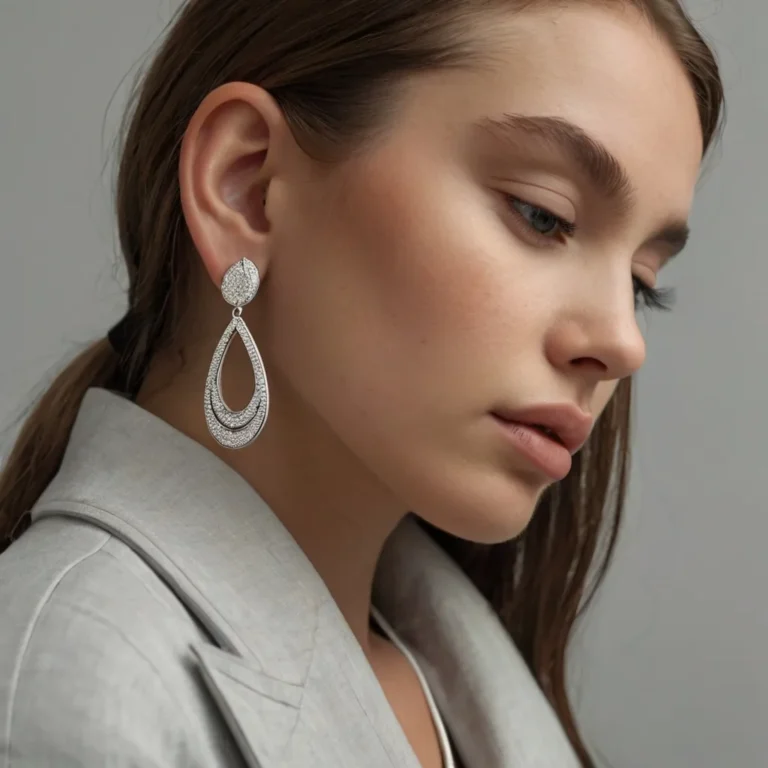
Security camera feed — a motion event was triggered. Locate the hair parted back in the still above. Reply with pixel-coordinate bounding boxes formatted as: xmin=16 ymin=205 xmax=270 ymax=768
xmin=0 ymin=1 xmax=723 ymax=763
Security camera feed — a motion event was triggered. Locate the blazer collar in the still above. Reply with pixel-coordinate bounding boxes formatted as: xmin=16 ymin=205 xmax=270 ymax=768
xmin=30 ymin=387 xmax=578 ymax=768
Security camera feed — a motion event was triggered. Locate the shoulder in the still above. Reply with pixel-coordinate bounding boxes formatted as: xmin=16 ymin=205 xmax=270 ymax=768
xmin=0 ymin=516 xmax=241 ymax=767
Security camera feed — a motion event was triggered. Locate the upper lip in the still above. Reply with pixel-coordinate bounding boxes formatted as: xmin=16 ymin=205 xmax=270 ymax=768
xmin=491 ymin=402 xmax=593 ymax=454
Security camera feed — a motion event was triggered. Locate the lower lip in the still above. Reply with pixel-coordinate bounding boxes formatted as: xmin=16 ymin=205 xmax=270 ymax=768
xmin=492 ymin=415 xmax=572 ymax=480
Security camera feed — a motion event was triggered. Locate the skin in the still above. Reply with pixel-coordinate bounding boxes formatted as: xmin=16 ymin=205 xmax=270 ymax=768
xmin=138 ymin=5 xmax=702 ymax=763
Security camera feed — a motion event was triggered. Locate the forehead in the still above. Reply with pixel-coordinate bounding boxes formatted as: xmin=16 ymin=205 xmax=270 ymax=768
xmin=396 ymin=3 xmax=704 ymax=218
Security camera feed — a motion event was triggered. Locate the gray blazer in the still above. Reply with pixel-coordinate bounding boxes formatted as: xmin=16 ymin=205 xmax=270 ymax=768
xmin=0 ymin=388 xmax=579 ymax=767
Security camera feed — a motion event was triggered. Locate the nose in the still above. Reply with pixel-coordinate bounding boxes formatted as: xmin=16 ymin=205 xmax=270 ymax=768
xmin=545 ymin=283 xmax=647 ymax=383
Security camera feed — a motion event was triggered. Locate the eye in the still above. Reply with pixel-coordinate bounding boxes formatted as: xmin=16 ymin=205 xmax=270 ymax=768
xmin=633 ymin=276 xmax=676 ymax=312
xmin=505 ymin=196 xmax=577 ymax=242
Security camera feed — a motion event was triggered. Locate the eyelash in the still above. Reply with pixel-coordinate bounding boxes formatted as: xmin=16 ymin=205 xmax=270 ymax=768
xmin=504 ymin=195 xmax=676 ymax=312
xmin=632 ymin=278 xmax=676 ymax=312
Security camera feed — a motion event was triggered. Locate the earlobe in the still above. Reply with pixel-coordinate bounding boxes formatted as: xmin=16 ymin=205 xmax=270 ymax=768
xmin=179 ymin=83 xmax=283 ymax=287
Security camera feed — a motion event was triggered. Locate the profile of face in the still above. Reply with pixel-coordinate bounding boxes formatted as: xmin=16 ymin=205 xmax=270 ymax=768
xmin=180 ymin=4 xmax=703 ymax=545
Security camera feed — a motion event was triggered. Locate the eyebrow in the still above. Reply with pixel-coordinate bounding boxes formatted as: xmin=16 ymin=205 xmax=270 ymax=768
xmin=476 ymin=113 xmax=691 ymax=261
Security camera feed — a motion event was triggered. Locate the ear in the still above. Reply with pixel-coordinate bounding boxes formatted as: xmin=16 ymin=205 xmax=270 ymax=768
xmin=179 ymin=82 xmax=288 ymax=288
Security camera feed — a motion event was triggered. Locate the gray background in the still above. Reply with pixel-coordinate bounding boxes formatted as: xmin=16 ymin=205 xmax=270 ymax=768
xmin=0 ymin=1 xmax=764 ymax=766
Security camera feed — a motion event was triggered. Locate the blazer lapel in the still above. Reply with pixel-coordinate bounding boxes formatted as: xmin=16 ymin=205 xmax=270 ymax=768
xmin=193 ymin=644 xmax=303 ymax=766
xmin=30 ymin=388 xmax=420 ymax=768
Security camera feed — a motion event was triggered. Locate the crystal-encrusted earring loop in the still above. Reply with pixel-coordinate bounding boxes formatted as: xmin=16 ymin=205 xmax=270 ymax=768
xmin=204 ymin=258 xmax=269 ymax=449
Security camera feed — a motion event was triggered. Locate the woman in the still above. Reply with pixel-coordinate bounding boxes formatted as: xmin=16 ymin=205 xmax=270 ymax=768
xmin=0 ymin=1 xmax=723 ymax=766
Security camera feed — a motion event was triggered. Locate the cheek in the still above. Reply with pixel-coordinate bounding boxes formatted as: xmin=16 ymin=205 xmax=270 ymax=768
xmin=327 ymin=152 xmax=549 ymax=376
xmin=267 ymin=155 xmax=526 ymax=428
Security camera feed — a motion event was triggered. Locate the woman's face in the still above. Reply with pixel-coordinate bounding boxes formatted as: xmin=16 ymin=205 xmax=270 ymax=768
xmin=255 ymin=4 xmax=703 ymax=543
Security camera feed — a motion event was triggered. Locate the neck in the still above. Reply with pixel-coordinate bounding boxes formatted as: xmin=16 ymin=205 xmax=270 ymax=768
xmin=136 ymin=347 xmax=407 ymax=657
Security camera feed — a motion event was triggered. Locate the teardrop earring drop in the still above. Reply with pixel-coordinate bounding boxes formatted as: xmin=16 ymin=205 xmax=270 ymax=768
xmin=204 ymin=258 xmax=270 ymax=449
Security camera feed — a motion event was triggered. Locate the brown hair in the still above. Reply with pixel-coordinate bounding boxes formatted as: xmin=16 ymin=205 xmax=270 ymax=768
xmin=0 ymin=0 xmax=723 ymax=763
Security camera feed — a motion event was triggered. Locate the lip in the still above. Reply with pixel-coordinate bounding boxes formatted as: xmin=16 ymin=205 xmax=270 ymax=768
xmin=491 ymin=416 xmax=573 ymax=480
xmin=490 ymin=403 xmax=593 ymax=455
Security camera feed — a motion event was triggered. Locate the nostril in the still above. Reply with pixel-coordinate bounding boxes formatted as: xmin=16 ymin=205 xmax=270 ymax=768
xmin=571 ymin=357 xmax=607 ymax=372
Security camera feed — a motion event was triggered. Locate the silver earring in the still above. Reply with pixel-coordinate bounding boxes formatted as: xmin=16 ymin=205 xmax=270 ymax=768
xmin=204 ymin=258 xmax=270 ymax=449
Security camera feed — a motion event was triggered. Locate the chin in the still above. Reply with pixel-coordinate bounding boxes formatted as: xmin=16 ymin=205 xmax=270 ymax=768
xmin=409 ymin=469 xmax=547 ymax=546
xmin=437 ymin=510 xmax=536 ymax=546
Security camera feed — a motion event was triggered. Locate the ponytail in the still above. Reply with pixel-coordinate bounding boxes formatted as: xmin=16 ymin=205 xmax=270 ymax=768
xmin=0 ymin=339 xmax=120 ymax=551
